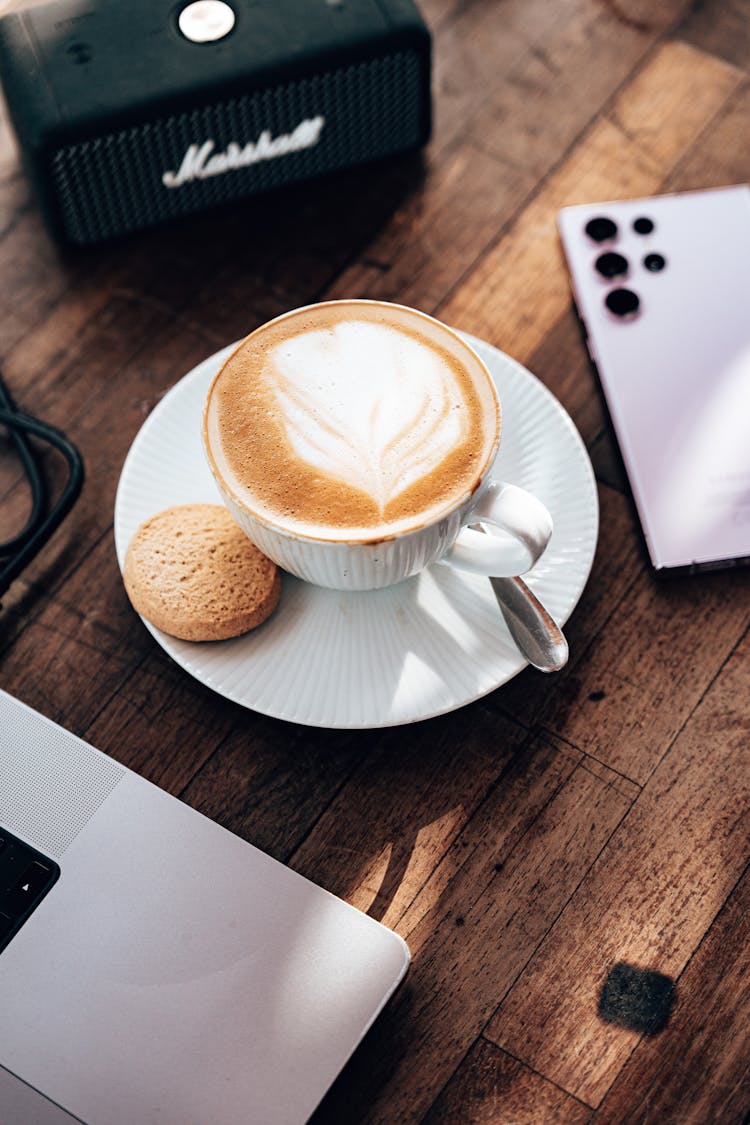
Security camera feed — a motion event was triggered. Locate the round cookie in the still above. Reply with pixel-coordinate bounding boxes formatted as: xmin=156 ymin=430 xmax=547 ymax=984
xmin=123 ymin=504 xmax=281 ymax=641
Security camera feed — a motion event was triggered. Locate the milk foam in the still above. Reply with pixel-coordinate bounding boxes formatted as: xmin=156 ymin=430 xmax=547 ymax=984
xmin=268 ymin=320 xmax=466 ymax=511
xmin=206 ymin=303 xmax=499 ymax=541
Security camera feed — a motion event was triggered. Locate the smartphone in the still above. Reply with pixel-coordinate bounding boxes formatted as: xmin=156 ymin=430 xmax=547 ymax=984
xmin=558 ymin=185 xmax=750 ymax=574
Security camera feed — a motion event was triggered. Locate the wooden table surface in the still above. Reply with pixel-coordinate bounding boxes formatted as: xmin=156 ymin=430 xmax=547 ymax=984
xmin=1 ymin=1 xmax=749 ymax=1121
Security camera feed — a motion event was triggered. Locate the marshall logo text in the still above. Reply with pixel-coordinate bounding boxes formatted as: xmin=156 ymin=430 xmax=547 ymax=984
xmin=162 ymin=116 xmax=326 ymax=189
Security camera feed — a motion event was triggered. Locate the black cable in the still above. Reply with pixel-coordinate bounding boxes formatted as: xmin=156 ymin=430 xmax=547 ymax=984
xmin=0 ymin=377 xmax=47 ymax=553
xmin=0 ymin=374 xmax=84 ymax=605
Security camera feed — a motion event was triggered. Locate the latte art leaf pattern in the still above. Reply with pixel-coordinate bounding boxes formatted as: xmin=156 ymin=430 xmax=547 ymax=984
xmin=267 ymin=322 xmax=467 ymax=511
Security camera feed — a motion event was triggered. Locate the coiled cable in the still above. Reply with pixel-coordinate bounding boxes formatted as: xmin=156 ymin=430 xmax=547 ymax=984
xmin=0 ymin=372 xmax=84 ymax=605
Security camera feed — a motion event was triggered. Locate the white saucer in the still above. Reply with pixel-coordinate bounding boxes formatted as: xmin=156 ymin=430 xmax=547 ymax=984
xmin=114 ymin=334 xmax=598 ymax=728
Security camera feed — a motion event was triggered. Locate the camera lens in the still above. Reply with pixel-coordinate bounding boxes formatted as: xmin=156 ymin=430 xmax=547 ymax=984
xmin=644 ymin=252 xmax=666 ymax=272
xmin=595 ymin=251 xmax=628 ymax=279
xmin=633 ymin=217 xmax=654 ymax=235
xmin=605 ymin=288 xmax=640 ymax=317
xmin=585 ymin=217 xmax=618 ymax=242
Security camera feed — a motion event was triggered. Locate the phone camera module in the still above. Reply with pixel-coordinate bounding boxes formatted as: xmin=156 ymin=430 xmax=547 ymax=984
xmin=595 ymin=251 xmax=628 ymax=279
xmin=605 ymin=288 xmax=640 ymax=318
xmin=585 ymin=217 xmax=618 ymax=243
xmin=633 ymin=216 xmax=654 ymax=234
xmin=644 ymin=252 xmax=666 ymax=272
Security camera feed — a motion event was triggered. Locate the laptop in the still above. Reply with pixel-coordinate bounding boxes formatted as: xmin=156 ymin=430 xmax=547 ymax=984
xmin=0 ymin=689 xmax=409 ymax=1124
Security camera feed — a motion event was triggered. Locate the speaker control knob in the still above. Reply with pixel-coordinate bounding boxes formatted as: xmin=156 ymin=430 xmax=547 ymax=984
xmin=178 ymin=1 xmax=236 ymax=43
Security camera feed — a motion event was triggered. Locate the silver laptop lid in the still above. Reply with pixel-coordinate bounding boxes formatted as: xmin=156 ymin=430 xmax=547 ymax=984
xmin=0 ymin=690 xmax=409 ymax=1124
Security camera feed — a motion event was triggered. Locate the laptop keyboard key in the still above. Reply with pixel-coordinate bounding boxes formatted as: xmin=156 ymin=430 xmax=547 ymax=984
xmin=0 ymin=912 xmax=15 ymax=941
xmin=7 ymin=861 xmax=54 ymax=915
xmin=0 ymin=829 xmax=59 ymax=952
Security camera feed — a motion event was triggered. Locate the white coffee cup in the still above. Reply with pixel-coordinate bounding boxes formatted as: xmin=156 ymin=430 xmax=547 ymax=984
xmin=203 ymin=300 xmax=552 ymax=591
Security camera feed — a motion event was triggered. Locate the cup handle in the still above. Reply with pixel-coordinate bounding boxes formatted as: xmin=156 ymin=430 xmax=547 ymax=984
xmin=443 ymin=480 xmax=553 ymax=577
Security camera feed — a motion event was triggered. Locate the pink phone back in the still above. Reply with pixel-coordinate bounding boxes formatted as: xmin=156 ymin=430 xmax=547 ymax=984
xmin=558 ymin=185 xmax=750 ymax=571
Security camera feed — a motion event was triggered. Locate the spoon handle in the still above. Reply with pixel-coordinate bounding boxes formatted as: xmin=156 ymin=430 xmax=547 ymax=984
xmin=488 ymin=573 xmax=569 ymax=673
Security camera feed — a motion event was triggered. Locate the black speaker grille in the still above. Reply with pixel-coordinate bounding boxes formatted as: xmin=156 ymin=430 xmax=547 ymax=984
xmin=50 ymin=51 xmax=423 ymax=244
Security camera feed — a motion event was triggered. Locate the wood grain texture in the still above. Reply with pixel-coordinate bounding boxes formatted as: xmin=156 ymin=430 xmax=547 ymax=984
xmin=179 ymin=722 xmax=380 ymax=864
xmin=424 ymin=1039 xmax=592 ymax=1124
xmin=490 ymin=481 xmax=644 ymax=738
xmin=487 ymin=630 xmax=750 ymax=1106
xmin=327 ymin=2 xmax=700 ymax=313
xmin=289 ymin=705 xmax=530 ymax=929
xmin=521 ymin=563 xmax=749 ymax=783
xmin=677 ymin=0 xmax=750 ymax=70
xmin=0 ymin=531 xmax=146 ymax=733
xmin=592 ymin=866 xmax=750 ymax=1124
xmin=311 ymin=734 xmax=637 ymax=1122
xmin=438 ymin=40 xmax=743 ymax=359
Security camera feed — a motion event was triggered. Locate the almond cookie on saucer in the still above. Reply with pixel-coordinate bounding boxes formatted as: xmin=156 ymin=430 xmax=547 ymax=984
xmin=123 ymin=503 xmax=280 ymax=641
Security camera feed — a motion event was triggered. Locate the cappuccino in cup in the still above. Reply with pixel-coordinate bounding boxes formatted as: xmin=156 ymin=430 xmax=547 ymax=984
xmin=204 ymin=301 xmax=499 ymax=541
xmin=204 ymin=300 xmax=552 ymax=590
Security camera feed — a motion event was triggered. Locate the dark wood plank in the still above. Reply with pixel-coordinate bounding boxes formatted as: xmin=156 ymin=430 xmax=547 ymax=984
xmin=486 ymin=629 xmax=750 ymax=1106
xmin=290 ymin=705 xmax=531 ymax=928
xmin=520 ymin=564 xmax=749 ymax=784
xmin=81 ymin=647 xmax=238 ymax=794
xmin=677 ymin=0 xmax=750 ymax=71
xmin=524 ymin=309 xmax=611 ymax=457
xmin=0 ymin=531 xmax=146 ymax=734
xmin=519 ymin=308 xmax=630 ymax=498
xmin=179 ymin=154 xmax=425 ymax=341
xmin=491 ymin=482 xmax=644 ymax=748
xmin=592 ymin=866 xmax=750 ymax=1125
xmin=0 ymin=318 xmax=209 ymax=638
xmin=308 ymin=732 xmax=637 ymax=1122
xmin=0 ymin=211 xmax=88 ymax=360
xmin=420 ymin=0 xmax=574 ymax=153
xmin=424 ymin=1039 xmax=592 ymax=1125
xmin=179 ymin=722 xmax=380 ymax=864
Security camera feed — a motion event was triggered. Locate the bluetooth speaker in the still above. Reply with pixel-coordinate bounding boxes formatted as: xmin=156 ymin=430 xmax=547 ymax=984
xmin=0 ymin=0 xmax=431 ymax=244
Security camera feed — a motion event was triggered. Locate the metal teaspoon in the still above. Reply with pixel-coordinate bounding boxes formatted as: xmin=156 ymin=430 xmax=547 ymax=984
xmin=476 ymin=526 xmax=568 ymax=672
